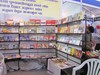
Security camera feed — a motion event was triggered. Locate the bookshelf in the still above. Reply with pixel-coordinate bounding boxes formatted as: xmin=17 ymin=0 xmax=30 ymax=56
xmin=56 ymin=12 xmax=85 ymax=64
xmin=0 ymin=24 xmax=19 ymax=60
xmin=19 ymin=25 xmax=56 ymax=59
xmin=0 ymin=23 xmax=57 ymax=60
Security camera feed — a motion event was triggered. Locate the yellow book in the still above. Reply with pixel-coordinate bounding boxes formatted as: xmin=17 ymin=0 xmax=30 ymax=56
xmin=70 ymin=48 xmax=75 ymax=55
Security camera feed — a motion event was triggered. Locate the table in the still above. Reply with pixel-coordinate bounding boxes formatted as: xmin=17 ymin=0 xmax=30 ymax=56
xmin=47 ymin=58 xmax=73 ymax=75
xmin=61 ymin=66 xmax=75 ymax=75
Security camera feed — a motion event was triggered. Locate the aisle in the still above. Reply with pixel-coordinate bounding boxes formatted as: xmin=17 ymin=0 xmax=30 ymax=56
xmin=7 ymin=70 xmax=50 ymax=75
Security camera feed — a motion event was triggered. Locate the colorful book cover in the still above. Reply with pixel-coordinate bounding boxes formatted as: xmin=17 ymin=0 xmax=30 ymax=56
xmin=57 ymin=19 xmax=61 ymax=24
xmin=74 ymin=25 xmax=79 ymax=33
xmin=41 ymin=20 xmax=46 ymax=25
xmin=43 ymin=35 xmax=48 ymax=41
xmin=70 ymin=26 xmax=74 ymax=33
xmin=51 ymin=20 xmax=57 ymax=25
xmin=61 ymin=18 xmax=67 ymax=24
xmin=20 ymin=20 xmax=25 ymax=26
xmin=29 ymin=19 xmax=35 ymax=26
xmin=7 ymin=19 xmax=14 ymax=26
xmin=67 ymin=47 xmax=72 ymax=54
xmin=29 ymin=27 xmax=37 ymax=33
xmin=0 ymin=28 xmax=2 ymax=33
xmin=77 ymin=50 xmax=82 ymax=58
xmin=2 ymin=27 xmax=12 ymax=33
xmin=46 ymin=20 xmax=51 ymax=25
xmin=46 ymin=27 xmax=55 ymax=33
xmin=78 ymin=12 xmax=85 ymax=20
xmin=79 ymin=22 xmax=85 ymax=33
xmin=19 ymin=28 xmax=24 ymax=33
xmin=68 ymin=15 xmax=73 ymax=22
xmin=35 ymin=19 xmax=41 ymax=25
xmin=23 ymin=28 xmax=28 ymax=33
xmin=58 ymin=27 xmax=61 ymax=33
xmin=67 ymin=26 xmax=70 ymax=33
xmin=70 ymin=48 xmax=75 ymax=55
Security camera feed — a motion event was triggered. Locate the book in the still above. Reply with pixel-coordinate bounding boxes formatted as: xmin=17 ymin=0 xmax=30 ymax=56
xmin=46 ymin=20 xmax=51 ymax=25
xmin=67 ymin=26 xmax=70 ymax=33
xmin=7 ymin=19 xmax=14 ymax=26
xmin=20 ymin=20 xmax=25 ymax=26
xmin=74 ymin=25 xmax=79 ymax=33
xmin=28 ymin=27 xmax=37 ymax=33
xmin=35 ymin=19 xmax=41 ymax=25
xmin=77 ymin=12 xmax=85 ymax=20
xmin=29 ymin=19 xmax=35 ymax=26
xmin=51 ymin=20 xmax=57 ymax=25
xmin=67 ymin=46 xmax=72 ymax=54
xmin=70 ymin=26 xmax=74 ymax=33
xmin=70 ymin=48 xmax=75 ymax=55
xmin=41 ymin=20 xmax=46 ymax=25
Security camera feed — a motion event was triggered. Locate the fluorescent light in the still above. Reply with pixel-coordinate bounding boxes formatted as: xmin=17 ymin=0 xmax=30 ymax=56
xmin=96 ymin=0 xmax=100 ymax=1
xmin=92 ymin=14 xmax=95 ymax=18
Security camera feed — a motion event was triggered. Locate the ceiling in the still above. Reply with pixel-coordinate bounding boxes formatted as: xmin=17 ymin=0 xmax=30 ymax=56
xmin=83 ymin=5 xmax=100 ymax=17
xmin=63 ymin=0 xmax=100 ymax=17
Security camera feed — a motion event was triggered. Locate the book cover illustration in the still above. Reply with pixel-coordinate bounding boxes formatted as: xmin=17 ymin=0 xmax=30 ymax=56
xmin=19 ymin=20 xmax=25 ymax=26
xmin=7 ymin=19 xmax=14 ymax=26
xmin=67 ymin=26 xmax=70 ymax=33
xmin=28 ymin=27 xmax=37 ymax=33
xmin=2 ymin=27 xmax=12 ymax=33
xmin=46 ymin=27 xmax=55 ymax=33
xmin=35 ymin=19 xmax=41 ymax=25
xmin=51 ymin=20 xmax=57 ymax=25
xmin=46 ymin=20 xmax=51 ymax=25
xmin=67 ymin=46 xmax=72 ymax=54
xmin=20 ymin=35 xmax=30 ymax=40
xmin=77 ymin=12 xmax=85 ymax=20
xmin=41 ymin=20 xmax=46 ymax=25
xmin=28 ymin=19 xmax=35 ymax=26
xmin=79 ymin=22 xmax=85 ymax=33
xmin=70 ymin=26 xmax=74 ymax=33
xmin=70 ymin=48 xmax=75 ymax=55
xmin=74 ymin=25 xmax=79 ymax=33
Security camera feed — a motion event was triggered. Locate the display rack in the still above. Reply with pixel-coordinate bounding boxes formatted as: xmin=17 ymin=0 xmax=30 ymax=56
xmin=0 ymin=24 xmax=57 ymax=58
xmin=0 ymin=20 xmax=57 ymax=70
xmin=56 ymin=12 xmax=86 ymax=64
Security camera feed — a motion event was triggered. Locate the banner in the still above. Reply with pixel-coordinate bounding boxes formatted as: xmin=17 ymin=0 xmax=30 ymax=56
xmin=73 ymin=0 xmax=100 ymax=7
xmin=0 ymin=0 xmax=61 ymax=18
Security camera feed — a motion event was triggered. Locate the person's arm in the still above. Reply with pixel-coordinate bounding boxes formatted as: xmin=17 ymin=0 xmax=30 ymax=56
xmin=91 ymin=39 xmax=96 ymax=50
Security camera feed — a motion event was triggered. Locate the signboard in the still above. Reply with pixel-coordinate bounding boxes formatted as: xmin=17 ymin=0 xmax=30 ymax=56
xmin=74 ymin=0 xmax=100 ymax=7
xmin=0 ymin=0 xmax=61 ymax=18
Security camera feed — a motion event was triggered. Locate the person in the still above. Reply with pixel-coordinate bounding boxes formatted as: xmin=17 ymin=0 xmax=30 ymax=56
xmin=81 ymin=25 xmax=96 ymax=75
xmin=82 ymin=25 xmax=96 ymax=51
xmin=92 ymin=20 xmax=100 ymax=50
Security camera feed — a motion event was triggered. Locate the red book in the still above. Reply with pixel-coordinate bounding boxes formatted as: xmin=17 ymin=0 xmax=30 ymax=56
xmin=46 ymin=20 xmax=52 ymax=25
xmin=51 ymin=20 xmax=57 ymax=25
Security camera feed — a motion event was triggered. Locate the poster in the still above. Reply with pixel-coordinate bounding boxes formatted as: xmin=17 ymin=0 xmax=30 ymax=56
xmin=0 ymin=0 xmax=61 ymax=18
